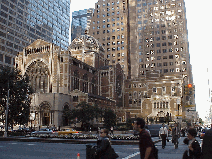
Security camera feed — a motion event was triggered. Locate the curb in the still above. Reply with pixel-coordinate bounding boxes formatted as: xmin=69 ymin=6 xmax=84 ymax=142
xmin=0 ymin=137 xmax=162 ymax=145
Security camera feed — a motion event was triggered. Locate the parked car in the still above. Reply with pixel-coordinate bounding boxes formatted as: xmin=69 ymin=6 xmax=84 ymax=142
xmin=57 ymin=128 xmax=82 ymax=136
xmin=146 ymin=124 xmax=171 ymax=137
xmin=31 ymin=128 xmax=54 ymax=136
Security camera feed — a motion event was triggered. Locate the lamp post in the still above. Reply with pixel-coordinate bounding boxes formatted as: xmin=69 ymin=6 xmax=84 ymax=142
xmin=3 ymin=80 xmax=9 ymax=137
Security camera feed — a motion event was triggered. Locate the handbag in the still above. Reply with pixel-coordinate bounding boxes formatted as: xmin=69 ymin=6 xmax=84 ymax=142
xmin=167 ymin=138 xmax=169 ymax=142
xmin=109 ymin=147 xmax=119 ymax=159
xmin=182 ymin=150 xmax=192 ymax=159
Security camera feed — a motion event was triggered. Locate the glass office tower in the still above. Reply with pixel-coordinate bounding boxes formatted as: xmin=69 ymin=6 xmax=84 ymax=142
xmin=71 ymin=8 xmax=94 ymax=41
xmin=0 ymin=0 xmax=70 ymax=67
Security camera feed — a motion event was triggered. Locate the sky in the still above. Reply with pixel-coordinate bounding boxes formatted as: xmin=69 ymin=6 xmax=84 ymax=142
xmin=70 ymin=0 xmax=212 ymax=120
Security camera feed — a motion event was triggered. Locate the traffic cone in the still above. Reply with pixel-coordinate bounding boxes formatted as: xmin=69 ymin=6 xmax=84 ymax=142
xmin=77 ymin=153 xmax=80 ymax=159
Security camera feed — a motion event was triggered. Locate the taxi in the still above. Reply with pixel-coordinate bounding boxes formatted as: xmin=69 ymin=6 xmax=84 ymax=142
xmin=57 ymin=128 xmax=82 ymax=136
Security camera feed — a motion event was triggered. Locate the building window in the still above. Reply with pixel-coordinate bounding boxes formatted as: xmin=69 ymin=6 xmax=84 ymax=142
xmin=166 ymin=102 xmax=169 ymax=108
xmin=73 ymin=96 xmax=78 ymax=102
xmin=154 ymin=102 xmax=157 ymax=108
xmin=164 ymin=69 xmax=168 ymax=73
xmin=153 ymin=87 xmax=157 ymax=93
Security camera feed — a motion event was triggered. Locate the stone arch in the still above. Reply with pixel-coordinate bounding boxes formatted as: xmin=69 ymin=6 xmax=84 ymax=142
xmin=39 ymin=101 xmax=52 ymax=126
xmin=62 ymin=102 xmax=71 ymax=126
xmin=25 ymin=59 xmax=50 ymax=93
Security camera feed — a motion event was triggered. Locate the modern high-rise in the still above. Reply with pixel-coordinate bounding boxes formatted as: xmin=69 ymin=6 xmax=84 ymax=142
xmin=89 ymin=0 xmax=129 ymax=77
xmin=129 ymin=0 xmax=191 ymax=79
xmin=0 ymin=0 xmax=70 ymax=67
xmin=89 ymin=0 xmax=193 ymax=83
xmin=71 ymin=8 xmax=94 ymax=41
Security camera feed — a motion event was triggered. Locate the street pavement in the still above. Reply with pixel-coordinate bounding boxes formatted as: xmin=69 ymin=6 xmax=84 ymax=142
xmin=122 ymin=136 xmax=203 ymax=159
xmin=0 ymin=136 xmax=203 ymax=159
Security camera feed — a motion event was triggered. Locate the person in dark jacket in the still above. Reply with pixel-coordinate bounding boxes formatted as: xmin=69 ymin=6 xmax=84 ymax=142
xmin=202 ymin=126 xmax=212 ymax=159
xmin=183 ymin=128 xmax=202 ymax=159
xmin=134 ymin=118 xmax=155 ymax=159
xmin=95 ymin=128 xmax=118 ymax=159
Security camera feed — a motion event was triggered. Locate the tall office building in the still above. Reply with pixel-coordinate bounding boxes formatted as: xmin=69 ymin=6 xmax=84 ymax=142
xmin=129 ymin=0 xmax=192 ymax=79
xmin=0 ymin=0 xmax=70 ymax=67
xmin=89 ymin=0 xmax=193 ymax=82
xmin=89 ymin=0 xmax=129 ymax=78
xmin=71 ymin=8 xmax=94 ymax=41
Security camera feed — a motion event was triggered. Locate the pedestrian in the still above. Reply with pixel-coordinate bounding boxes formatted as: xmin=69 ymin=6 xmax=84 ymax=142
xmin=172 ymin=123 xmax=180 ymax=148
xmin=95 ymin=128 xmax=119 ymax=159
xmin=159 ymin=123 xmax=168 ymax=149
xmin=134 ymin=118 xmax=156 ymax=159
xmin=110 ymin=126 xmax=114 ymax=135
xmin=182 ymin=128 xmax=202 ymax=159
xmin=181 ymin=128 xmax=185 ymax=137
xmin=202 ymin=125 xmax=212 ymax=159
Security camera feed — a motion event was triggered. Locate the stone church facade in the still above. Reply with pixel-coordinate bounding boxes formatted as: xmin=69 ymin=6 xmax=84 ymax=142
xmin=15 ymin=35 xmax=124 ymax=128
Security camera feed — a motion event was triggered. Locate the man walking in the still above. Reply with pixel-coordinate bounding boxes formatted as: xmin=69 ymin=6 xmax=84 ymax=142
xmin=159 ymin=123 xmax=168 ymax=149
xmin=134 ymin=118 xmax=155 ymax=159
xmin=202 ymin=125 xmax=212 ymax=159
xmin=172 ymin=123 xmax=180 ymax=149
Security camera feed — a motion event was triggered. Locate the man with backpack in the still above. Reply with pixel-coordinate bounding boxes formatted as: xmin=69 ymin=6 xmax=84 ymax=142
xmin=134 ymin=118 xmax=158 ymax=159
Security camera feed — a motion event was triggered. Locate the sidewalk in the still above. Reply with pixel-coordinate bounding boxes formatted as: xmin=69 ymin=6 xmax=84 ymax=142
xmin=0 ymin=136 xmax=161 ymax=145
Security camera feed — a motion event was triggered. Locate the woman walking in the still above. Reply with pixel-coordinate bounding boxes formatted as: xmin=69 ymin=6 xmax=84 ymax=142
xmin=95 ymin=128 xmax=119 ymax=159
xmin=183 ymin=128 xmax=202 ymax=159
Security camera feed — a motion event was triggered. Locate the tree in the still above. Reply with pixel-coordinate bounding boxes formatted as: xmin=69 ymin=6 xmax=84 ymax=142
xmin=62 ymin=105 xmax=71 ymax=126
xmin=102 ymin=108 xmax=117 ymax=130
xmin=70 ymin=102 xmax=96 ymax=130
xmin=0 ymin=66 xmax=32 ymax=128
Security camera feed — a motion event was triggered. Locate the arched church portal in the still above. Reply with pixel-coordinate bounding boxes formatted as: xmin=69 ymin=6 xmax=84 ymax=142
xmin=39 ymin=102 xmax=52 ymax=126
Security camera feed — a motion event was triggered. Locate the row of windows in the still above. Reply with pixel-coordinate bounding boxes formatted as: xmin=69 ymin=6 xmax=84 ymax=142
xmin=107 ymin=53 xmax=125 ymax=58
xmin=96 ymin=15 xmax=122 ymax=21
xmin=102 ymin=35 xmax=125 ymax=41
xmin=129 ymin=100 xmax=169 ymax=109
xmin=139 ymin=68 xmax=185 ymax=73
xmin=154 ymin=102 xmax=169 ymax=109
xmin=106 ymin=46 xmax=125 ymax=51
xmin=94 ymin=23 xmax=124 ymax=29
xmin=140 ymin=62 xmax=182 ymax=68
xmin=93 ymin=20 xmax=124 ymax=25
xmin=139 ymin=48 xmax=182 ymax=54
xmin=97 ymin=1 xmax=120 ymax=8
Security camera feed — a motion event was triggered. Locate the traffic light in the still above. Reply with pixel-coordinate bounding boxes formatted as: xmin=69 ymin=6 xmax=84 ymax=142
xmin=184 ymin=85 xmax=188 ymax=95
xmin=184 ymin=84 xmax=193 ymax=95
xmin=188 ymin=84 xmax=193 ymax=95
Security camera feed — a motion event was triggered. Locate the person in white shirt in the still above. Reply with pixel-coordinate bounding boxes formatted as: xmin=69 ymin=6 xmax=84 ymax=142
xmin=159 ymin=123 xmax=169 ymax=149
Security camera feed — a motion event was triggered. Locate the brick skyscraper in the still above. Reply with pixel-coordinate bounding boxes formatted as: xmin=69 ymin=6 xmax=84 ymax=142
xmin=89 ymin=0 xmax=193 ymax=84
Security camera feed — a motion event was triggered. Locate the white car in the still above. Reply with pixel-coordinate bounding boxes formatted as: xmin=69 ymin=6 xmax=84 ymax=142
xmin=31 ymin=128 xmax=54 ymax=136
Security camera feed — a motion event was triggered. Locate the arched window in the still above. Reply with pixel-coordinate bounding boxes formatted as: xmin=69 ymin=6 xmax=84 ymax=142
xmin=83 ymin=74 xmax=88 ymax=93
xmin=73 ymin=70 xmax=79 ymax=90
xmin=91 ymin=77 xmax=96 ymax=95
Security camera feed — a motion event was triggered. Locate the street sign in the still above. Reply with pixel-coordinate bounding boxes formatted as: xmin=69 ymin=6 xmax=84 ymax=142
xmin=185 ymin=105 xmax=195 ymax=107
xmin=177 ymin=99 xmax=181 ymax=104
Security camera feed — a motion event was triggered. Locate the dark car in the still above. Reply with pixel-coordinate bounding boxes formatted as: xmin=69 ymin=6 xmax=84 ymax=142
xmin=146 ymin=124 xmax=170 ymax=137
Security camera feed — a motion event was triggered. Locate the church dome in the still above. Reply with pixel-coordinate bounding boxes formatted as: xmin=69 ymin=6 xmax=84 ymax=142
xmin=69 ymin=34 xmax=105 ymax=53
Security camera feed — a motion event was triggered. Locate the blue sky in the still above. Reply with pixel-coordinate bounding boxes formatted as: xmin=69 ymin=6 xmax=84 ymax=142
xmin=70 ymin=0 xmax=212 ymax=120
